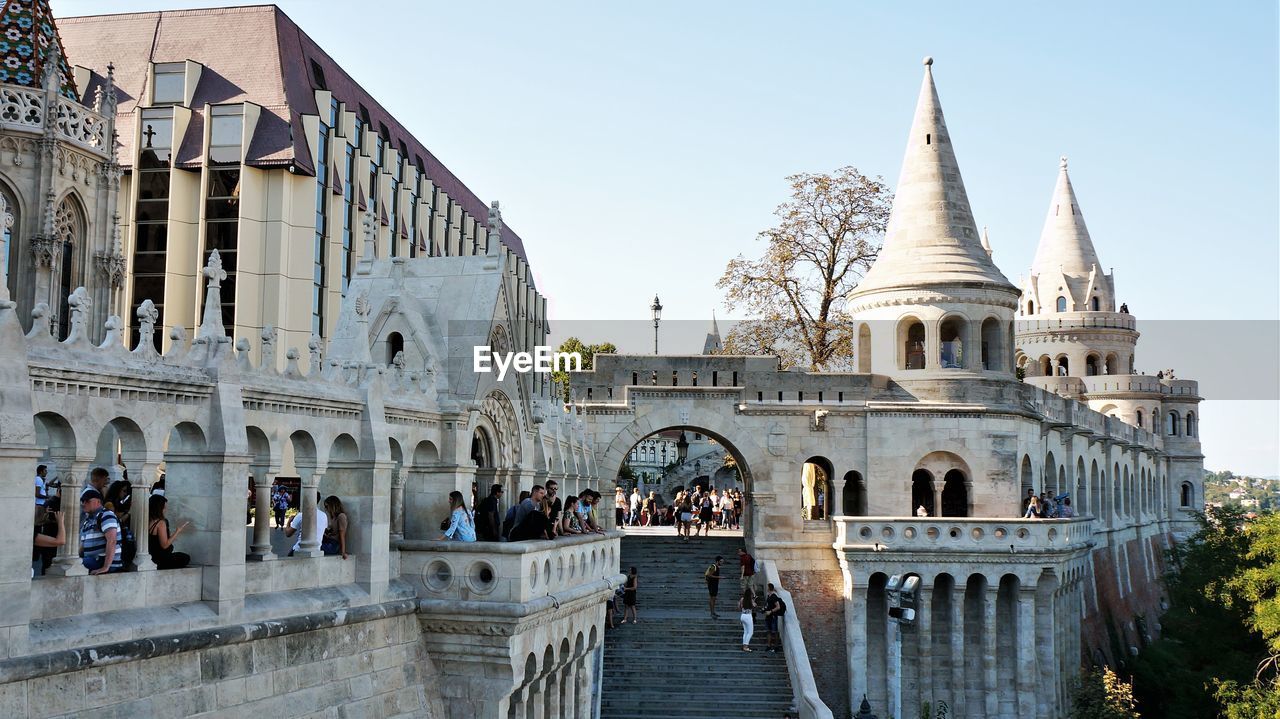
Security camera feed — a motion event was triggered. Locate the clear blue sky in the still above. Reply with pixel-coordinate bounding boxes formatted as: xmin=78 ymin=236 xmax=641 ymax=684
xmin=56 ymin=1 xmax=1280 ymax=476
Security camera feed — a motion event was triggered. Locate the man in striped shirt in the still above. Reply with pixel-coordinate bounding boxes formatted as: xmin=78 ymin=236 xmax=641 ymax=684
xmin=80 ymin=488 xmax=123 ymax=574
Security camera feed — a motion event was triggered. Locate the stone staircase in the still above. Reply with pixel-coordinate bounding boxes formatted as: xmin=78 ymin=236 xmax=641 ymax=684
xmin=601 ymin=532 xmax=795 ymax=719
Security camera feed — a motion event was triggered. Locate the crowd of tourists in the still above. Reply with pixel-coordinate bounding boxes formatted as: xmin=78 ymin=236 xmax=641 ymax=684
xmin=440 ymin=479 xmax=611 ymax=543
xmin=611 ymin=485 xmax=744 ymax=535
xmin=1020 ymin=488 xmax=1076 ymax=519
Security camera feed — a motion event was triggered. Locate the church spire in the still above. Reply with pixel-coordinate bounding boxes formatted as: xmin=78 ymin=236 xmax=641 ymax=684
xmin=1030 ymin=156 xmax=1103 ymax=280
xmin=853 ymin=57 xmax=1013 ymax=297
xmin=0 ymin=0 xmax=78 ymax=100
xmin=702 ymin=311 xmax=722 ymax=355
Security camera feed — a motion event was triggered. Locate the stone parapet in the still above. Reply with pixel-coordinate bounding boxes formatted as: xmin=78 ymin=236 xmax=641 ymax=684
xmin=834 ymin=516 xmax=1095 ymax=556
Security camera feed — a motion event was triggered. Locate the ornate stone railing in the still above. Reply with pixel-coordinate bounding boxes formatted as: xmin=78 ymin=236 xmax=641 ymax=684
xmin=833 ymin=516 xmax=1095 ymax=554
xmin=1016 ymin=312 xmax=1137 ymax=333
xmin=0 ymin=83 xmax=108 ymax=153
xmin=396 ymin=531 xmax=622 ymax=605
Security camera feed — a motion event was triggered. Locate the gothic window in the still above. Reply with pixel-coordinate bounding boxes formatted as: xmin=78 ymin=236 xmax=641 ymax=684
xmin=0 ymin=187 xmax=13 ymax=300
xmin=1056 ymin=296 xmax=1068 ymax=312
xmin=1026 ymin=300 xmax=1035 ymax=315
xmin=1091 ymin=296 xmax=1100 ymax=311
xmin=52 ymin=197 xmax=83 ymax=341
xmin=386 ymin=332 xmax=404 ymax=365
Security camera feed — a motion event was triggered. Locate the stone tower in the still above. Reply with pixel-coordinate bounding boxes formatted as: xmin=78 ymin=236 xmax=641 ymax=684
xmin=849 ymin=57 xmax=1020 ymax=378
xmin=701 ymin=311 xmax=722 ymax=354
xmin=1016 ymin=157 xmax=1137 ymax=378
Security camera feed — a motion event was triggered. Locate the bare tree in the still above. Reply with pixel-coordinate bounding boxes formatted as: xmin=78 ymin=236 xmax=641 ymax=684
xmin=717 ymin=166 xmax=891 ymax=370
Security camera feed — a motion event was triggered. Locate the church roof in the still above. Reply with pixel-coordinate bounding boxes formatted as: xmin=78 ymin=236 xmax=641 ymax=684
xmin=1030 ymin=157 xmax=1103 ymax=280
xmin=57 ymin=5 xmax=530 ymax=263
xmin=1 ymin=0 xmax=77 ymax=99
xmin=853 ymin=58 xmax=1014 ymax=297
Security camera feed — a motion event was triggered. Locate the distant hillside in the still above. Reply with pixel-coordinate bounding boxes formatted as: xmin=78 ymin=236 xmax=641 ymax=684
xmin=1205 ymin=469 xmax=1280 ymax=511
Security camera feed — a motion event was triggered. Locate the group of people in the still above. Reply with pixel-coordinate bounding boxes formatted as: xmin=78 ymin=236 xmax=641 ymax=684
xmin=32 ymin=465 xmax=190 ymax=576
xmin=612 ymin=486 xmax=744 ymax=534
xmin=441 ymin=480 xmax=610 ymax=544
xmin=1021 ymin=489 xmax=1076 ymax=519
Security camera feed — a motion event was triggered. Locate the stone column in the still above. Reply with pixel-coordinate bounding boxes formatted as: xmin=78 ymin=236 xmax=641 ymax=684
xmin=575 ymin=656 xmax=591 ymax=719
xmin=949 ymin=583 xmax=965 ymax=718
xmin=506 ymin=686 xmax=526 ymax=719
xmin=983 ymin=586 xmax=999 ymax=718
xmin=390 ymin=467 xmax=405 ymax=539
xmin=249 ymin=470 xmax=276 ymax=560
xmin=528 ymin=678 xmax=545 ymax=719
xmin=543 ymin=669 xmax=560 ymax=719
xmin=129 ymin=460 xmax=159 ymax=571
xmin=848 ymin=577 xmax=868 ymax=706
xmin=917 ymin=582 xmax=933 ymax=711
xmin=48 ymin=459 xmax=91 ymax=576
xmin=296 ymin=473 xmax=323 ymax=557
xmin=1016 ymin=587 xmax=1038 ymax=717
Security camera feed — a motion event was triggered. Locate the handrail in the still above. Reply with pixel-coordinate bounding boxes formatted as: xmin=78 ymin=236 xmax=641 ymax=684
xmin=763 ymin=560 xmax=835 ymax=719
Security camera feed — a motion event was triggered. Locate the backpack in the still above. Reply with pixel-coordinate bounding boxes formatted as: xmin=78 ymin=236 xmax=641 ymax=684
xmin=773 ymin=596 xmax=787 ymax=615
xmin=705 ymin=563 xmax=718 ymax=580
xmin=753 ymin=558 xmax=763 ymax=574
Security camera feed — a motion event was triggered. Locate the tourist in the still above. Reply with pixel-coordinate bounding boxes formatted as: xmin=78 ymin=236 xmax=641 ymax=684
xmin=763 ymin=582 xmax=787 ymax=653
xmin=677 ymin=492 xmax=694 ymax=541
xmin=80 ymin=488 xmax=122 ymax=574
xmin=629 ymin=487 xmax=641 ymax=526
xmin=738 ymin=586 xmax=755 ymax=651
xmin=733 ymin=489 xmax=744 ymax=530
xmin=105 ymin=480 xmax=136 ymax=568
xmin=1023 ymin=495 xmax=1040 ymax=519
xmin=503 ymin=490 xmax=530 ymax=540
xmin=1060 ymin=497 xmax=1076 ymax=519
xmin=322 ymin=495 xmax=350 ymax=557
xmin=583 ymin=491 xmax=606 ymax=534
xmin=147 ymin=495 xmax=190 ymax=570
xmin=1021 ymin=487 xmax=1035 ymax=516
xmin=512 ymin=485 xmax=546 ymax=534
xmin=32 ymin=505 xmax=65 ymax=576
xmin=283 ymin=491 xmax=328 ymax=556
xmin=641 ymin=491 xmax=656 ymax=526
xmin=151 ymin=475 xmax=166 ymax=497
xmin=546 ymin=480 xmax=563 ymax=537
xmin=35 ymin=464 xmax=48 ymax=506
xmin=476 ymin=484 xmax=504 ymax=542
xmin=509 ymin=498 xmax=554 ymax=541
xmin=272 ymin=487 xmax=289 ymax=528
xmin=699 ymin=492 xmax=715 ymax=535
xmin=622 ymin=567 xmax=638 ymax=624
xmin=1038 ymin=492 xmax=1053 ymax=518
xmin=916 ymin=504 xmax=929 ymax=517
xmin=81 ymin=467 xmax=109 ymax=501
xmin=439 ymin=490 xmax=476 ymax=542
xmin=560 ymin=495 xmax=585 ymax=535
xmin=614 ymin=487 xmax=627 ymax=526
xmin=738 ymin=547 xmax=756 ymax=593
xmin=705 ymin=555 xmax=723 ymax=618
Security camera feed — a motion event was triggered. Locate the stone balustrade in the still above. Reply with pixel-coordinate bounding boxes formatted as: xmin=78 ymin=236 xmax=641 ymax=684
xmin=1015 ymin=312 xmax=1138 ymax=333
xmin=396 ymin=531 xmax=622 ymax=605
xmin=0 ymin=83 xmax=109 ymax=150
xmin=833 ymin=516 xmax=1095 ymax=554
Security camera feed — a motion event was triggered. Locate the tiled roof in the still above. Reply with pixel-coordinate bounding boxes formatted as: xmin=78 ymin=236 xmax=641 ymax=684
xmin=57 ymin=4 xmax=529 ymax=263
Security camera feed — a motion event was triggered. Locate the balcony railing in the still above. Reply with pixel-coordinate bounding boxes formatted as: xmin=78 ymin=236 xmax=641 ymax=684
xmin=0 ymin=83 xmax=109 ymax=152
xmin=397 ymin=531 xmax=622 ymax=604
xmin=833 ymin=516 xmax=1095 ymax=554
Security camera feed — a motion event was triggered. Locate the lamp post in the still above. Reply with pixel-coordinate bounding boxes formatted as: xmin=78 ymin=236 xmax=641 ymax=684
xmin=651 ymin=294 xmax=663 ymax=355
xmin=885 ymin=574 xmax=919 ymax=719
xmin=677 ymin=432 xmax=689 ymax=463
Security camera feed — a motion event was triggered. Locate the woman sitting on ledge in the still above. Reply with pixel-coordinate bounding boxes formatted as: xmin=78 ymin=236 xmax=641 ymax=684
xmin=560 ymin=495 xmax=585 ymax=536
xmin=440 ymin=491 xmax=476 ymax=542
xmin=148 ymin=495 xmax=190 ymax=570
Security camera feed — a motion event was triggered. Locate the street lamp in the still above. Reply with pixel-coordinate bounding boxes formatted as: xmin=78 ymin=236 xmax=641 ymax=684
xmin=885 ymin=574 xmax=919 ymax=719
xmin=677 ymin=432 xmax=689 ymax=462
xmin=650 ymin=294 xmax=663 ymax=354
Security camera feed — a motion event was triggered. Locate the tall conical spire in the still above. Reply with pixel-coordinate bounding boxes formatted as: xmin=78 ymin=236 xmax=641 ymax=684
xmin=1030 ymin=156 xmax=1103 ymax=279
xmin=0 ymin=0 xmax=78 ymax=100
xmin=853 ymin=57 xmax=1013 ymax=296
xmin=702 ymin=311 xmax=722 ymax=355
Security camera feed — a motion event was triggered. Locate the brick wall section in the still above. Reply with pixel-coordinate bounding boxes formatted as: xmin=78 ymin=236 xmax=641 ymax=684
xmin=1082 ymin=532 xmax=1172 ymax=667
xmin=780 ymin=568 xmax=850 ymax=719
xmin=0 ymin=612 xmax=446 ymax=718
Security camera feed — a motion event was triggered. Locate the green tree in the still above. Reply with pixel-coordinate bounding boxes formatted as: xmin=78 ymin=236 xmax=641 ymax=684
xmin=1131 ymin=507 xmax=1269 ymax=718
xmin=717 ymin=166 xmax=890 ymax=370
xmin=550 ymin=337 xmax=616 ymax=403
xmin=1214 ymin=512 xmax=1280 ymax=717
xmin=1070 ymin=668 xmax=1141 ymax=719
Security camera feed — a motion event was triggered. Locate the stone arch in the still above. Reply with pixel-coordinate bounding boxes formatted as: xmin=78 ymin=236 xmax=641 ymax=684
xmin=1105 ymin=352 xmax=1119 ymax=376
xmin=289 ymin=430 xmax=318 ymax=474
xmin=980 ymin=316 xmax=1003 ymax=371
xmin=1039 ymin=355 xmax=1052 ymax=377
xmin=96 ymin=416 xmax=147 ymax=467
xmin=1054 ymin=353 xmax=1069 ymax=376
xmin=412 ymin=440 xmax=439 ymax=466
xmin=866 ymin=572 xmax=890 ymax=711
xmin=1180 ymin=481 xmax=1194 ymax=508
xmin=1085 ymin=353 xmax=1101 ymax=376
xmin=476 ymin=389 xmax=521 ymax=469
xmin=1185 ymin=411 xmax=1197 ymax=438
xmin=857 ymin=323 xmax=871 ymax=373
xmin=938 ymin=313 xmax=968 ymax=369
xmin=911 ymin=468 xmax=935 ymax=517
xmin=1166 ymin=410 xmax=1180 ymax=436
xmin=996 ymin=574 xmax=1020 ymax=714
xmin=801 ymin=455 xmax=832 ymax=520
xmin=51 ymin=191 xmax=88 ymax=341
xmin=330 ymin=433 xmax=360 ymax=462
xmin=899 ymin=315 xmax=926 ymax=370
xmin=245 ymin=426 xmax=271 ymax=473
xmin=523 ymin=652 xmax=537 ymax=683
xmin=963 ymin=573 xmax=990 ymax=710
xmin=33 ymin=411 xmax=78 ymax=463
xmin=941 ymin=469 xmax=969 ymax=517
xmin=929 ymin=573 xmax=958 ymax=703
xmin=915 ymin=451 xmax=972 ymax=518
xmin=0 ymin=174 xmax=21 ymax=302
xmin=842 ymin=470 xmax=866 ymax=516
xmin=1075 ymin=457 xmax=1087 ymax=516
xmin=1020 ymin=454 xmax=1035 ymax=513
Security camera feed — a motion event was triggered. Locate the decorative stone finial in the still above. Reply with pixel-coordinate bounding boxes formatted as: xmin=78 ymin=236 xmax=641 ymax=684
xmin=260 ymin=324 xmax=278 ymax=372
xmin=923 ymin=56 xmax=933 ymax=67
xmin=308 ymin=335 xmax=324 ymax=376
xmin=135 ymin=299 xmax=159 ymax=352
xmin=196 ymin=250 xmax=229 ymax=342
xmin=1060 ymin=155 xmax=1068 ymax=169
xmin=63 ymin=287 xmax=91 ymax=345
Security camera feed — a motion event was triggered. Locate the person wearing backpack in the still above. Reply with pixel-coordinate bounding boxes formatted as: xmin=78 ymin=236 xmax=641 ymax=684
xmin=737 ymin=547 xmax=756 ymax=594
xmin=79 ymin=488 xmax=123 ymax=574
xmin=705 ymin=556 xmax=723 ymax=619
xmin=764 ymin=582 xmax=787 ymax=653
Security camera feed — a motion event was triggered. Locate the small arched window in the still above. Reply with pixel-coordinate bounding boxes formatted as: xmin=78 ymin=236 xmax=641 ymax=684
xmin=1180 ymin=481 xmax=1193 ymax=508
xmin=1056 ymin=296 xmax=1068 ymax=312
xmin=1027 ymin=301 xmax=1035 ymax=315
xmin=1091 ymin=296 xmax=1100 ymax=311
xmin=386 ymin=331 xmax=404 ymax=365
xmin=1166 ymin=410 xmax=1180 ymax=437
xmin=939 ymin=317 xmax=965 ymax=369
xmin=1186 ymin=412 xmax=1197 ymax=437
xmin=903 ymin=320 xmax=926 ymax=370
xmin=1136 ymin=409 xmax=1144 ymax=428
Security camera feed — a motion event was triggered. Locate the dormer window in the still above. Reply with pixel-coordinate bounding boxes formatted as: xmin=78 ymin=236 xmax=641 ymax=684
xmin=1056 ymin=296 xmax=1067 ymax=312
xmin=1091 ymin=296 xmax=1100 ymax=311
xmin=153 ymin=62 xmax=185 ymax=105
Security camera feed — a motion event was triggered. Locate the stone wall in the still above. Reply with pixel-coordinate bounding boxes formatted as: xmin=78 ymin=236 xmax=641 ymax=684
xmin=1082 ymin=532 xmax=1172 ymax=667
xmin=0 ymin=599 xmax=446 ymax=719
xmin=780 ymin=568 xmax=850 ymax=719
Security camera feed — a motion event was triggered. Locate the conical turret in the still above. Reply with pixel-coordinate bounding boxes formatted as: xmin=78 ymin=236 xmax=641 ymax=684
xmin=0 ymin=0 xmax=78 ymax=99
xmin=1030 ymin=156 xmax=1104 ymax=281
xmin=702 ymin=311 xmax=722 ymax=355
xmin=853 ymin=57 xmax=1014 ymax=297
